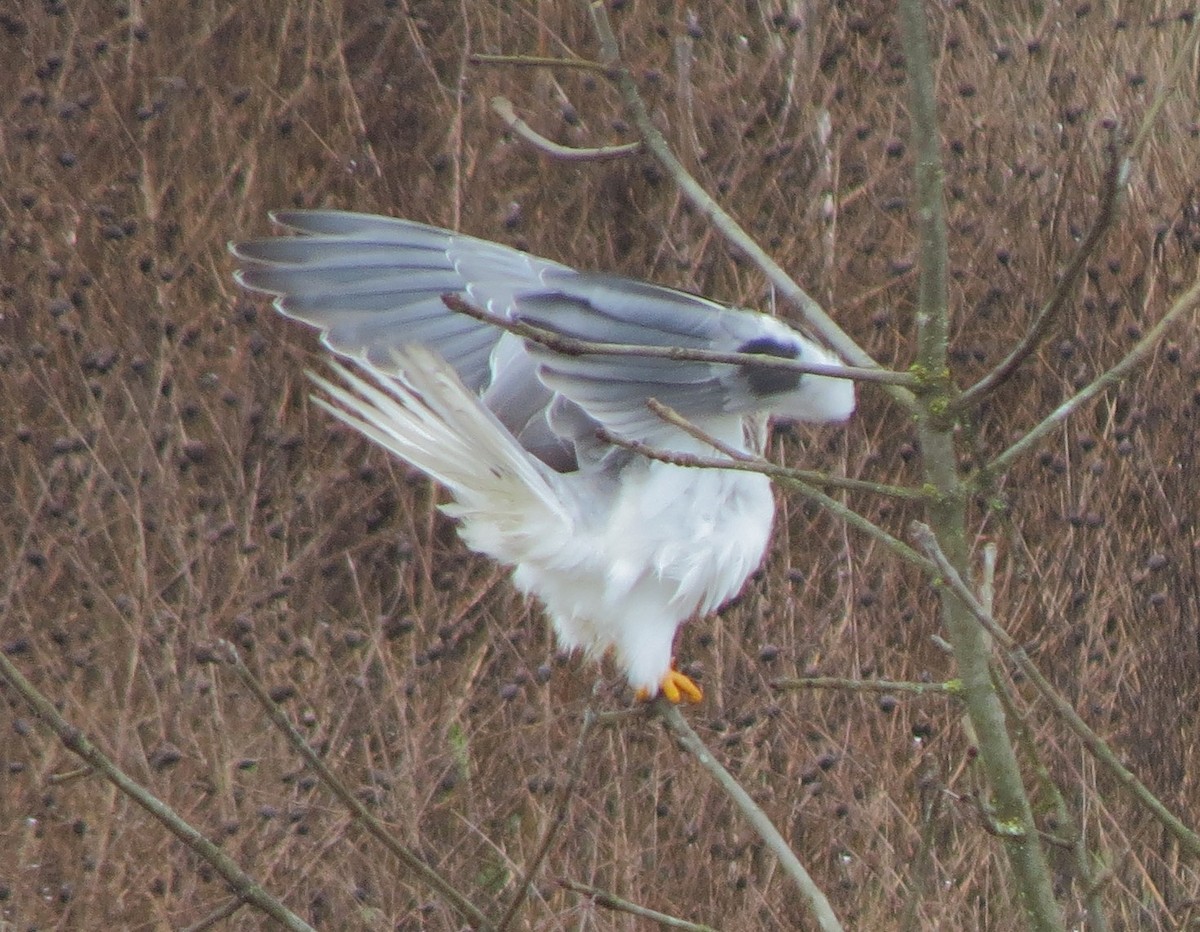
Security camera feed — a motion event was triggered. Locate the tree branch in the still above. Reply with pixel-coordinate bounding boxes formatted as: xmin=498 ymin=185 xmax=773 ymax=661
xmin=0 ymin=649 xmax=316 ymax=932
xmin=910 ymin=523 xmax=1200 ymax=860
xmin=491 ymin=96 xmax=641 ymax=162
xmin=441 ymin=294 xmax=914 ymax=386
xmin=772 ymin=676 xmax=962 ymax=697
xmin=579 ymin=0 xmax=914 ymax=410
xmin=656 ymin=704 xmax=845 ymax=932
xmin=558 ymin=879 xmax=718 ymax=930
xmin=897 ymin=0 xmax=1062 ymax=926
xmin=982 ymin=275 xmax=1200 ymax=479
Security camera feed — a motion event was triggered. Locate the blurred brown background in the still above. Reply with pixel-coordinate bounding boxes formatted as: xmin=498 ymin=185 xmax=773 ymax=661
xmin=2 ymin=1 xmax=1199 ymax=928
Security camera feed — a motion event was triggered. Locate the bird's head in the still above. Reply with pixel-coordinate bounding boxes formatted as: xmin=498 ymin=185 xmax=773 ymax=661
xmin=736 ymin=324 xmax=856 ymax=425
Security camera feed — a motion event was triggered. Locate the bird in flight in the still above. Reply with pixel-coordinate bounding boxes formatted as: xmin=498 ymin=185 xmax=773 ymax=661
xmin=231 ymin=211 xmax=854 ymax=703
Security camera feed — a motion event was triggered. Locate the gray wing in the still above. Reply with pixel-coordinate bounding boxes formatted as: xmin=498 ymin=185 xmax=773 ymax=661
xmin=513 ymin=273 xmax=813 ymax=446
xmin=231 ymin=210 xmax=850 ymax=468
xmin=231 ymin=210 xmax=568 ymax=394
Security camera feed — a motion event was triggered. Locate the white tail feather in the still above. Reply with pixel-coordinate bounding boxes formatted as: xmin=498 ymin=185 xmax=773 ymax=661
xmin=309 ymin=349 xmax=572 ymax=555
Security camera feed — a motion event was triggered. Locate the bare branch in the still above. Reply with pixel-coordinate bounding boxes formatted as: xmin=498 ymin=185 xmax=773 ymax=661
xmin=441 ymin=293 xmax=914 ymax=387
xmin=490 ymin=96 xmax=640 ymax=162
xmin=595 ymin=425 xmax=922 ymax=500
xmin=656 ymin=703 xmax=845 ymax=932
xmin=595 ymin=404 xmax=937 ymax=574
xmin=579 ymin=0 xmax=914 ymax=410
xmin=1128 ymin=14 xmax=1200 ymax=161
xmin=221 ymin=642 xmax=494 ymax=930
xmin=910 ymin=523 xmax=1200 ymax=860
xmin=773 ymin=676 xmax=963 ymax=697
xmin=983 ymin=275 xmax=1200 ymax=479
xmin=471 ymin=52 xmax=610 ymax=73
xmin=898 ymin=0 xmax=1061 ymax=924
xmin=558 ymin=879 xmax=719 ymax=930
xmin=0 ymin=649 xmax=317 ymax=932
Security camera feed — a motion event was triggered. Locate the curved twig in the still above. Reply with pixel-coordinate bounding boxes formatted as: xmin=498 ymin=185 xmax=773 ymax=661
xmin=955 ymin=136 xmax=1126 ymax=413
xmin=491 ymin=96 xmax=640 ymax=162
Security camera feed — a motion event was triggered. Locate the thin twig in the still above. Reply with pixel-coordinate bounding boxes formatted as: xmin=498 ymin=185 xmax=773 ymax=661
xmin=0 ymin=651 xmax=316 ymax=932
xmin=772 ymin=676 xmax=962 ymax=697
xmin=1127 ymin=13 xmax=1200 ymax=161
xmin=441 ymin=293 xmax=914 ymax=386
xmin=496 ymin=710 xmax=596 ymax=931
xmin=491 ymin=96 xmax=640 ymax=162
xmin=558 ymin=879 xmax=719 ymax=931
xmin=899 ymin=758 xmax=945 ymax=932
xmin=656 ymin=703 xmax=845 ymax=932
xmin=221 ymin=642 xmax=495 ymax=930
xmin=600 ymin=402 xmax=937 ymax=574
xmin=956 ymin=134 xmax=1126 ymax=412
xmin=595 ymin=425 xmax=924 ymax=500
xmin=909 ymin=523 xmax=1200 ymax=860
xmin=180 ymin=897 xmax=248 ymax=932
xmin=982 ymin=275 xmax=1200 ymax=479
xmin=470 ymin=52 xmax=610 ymax=73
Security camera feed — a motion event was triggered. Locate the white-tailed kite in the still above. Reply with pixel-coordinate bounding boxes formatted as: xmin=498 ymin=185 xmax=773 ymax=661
xmin=231 ymin=211 xmax=854 ymax=703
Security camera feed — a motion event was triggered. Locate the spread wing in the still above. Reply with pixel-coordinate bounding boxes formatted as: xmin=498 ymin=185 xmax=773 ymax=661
xmin=232 ymin=210 xmax=567 ymax=393
xmin=231 ymin=210 xmax=852 ymax=469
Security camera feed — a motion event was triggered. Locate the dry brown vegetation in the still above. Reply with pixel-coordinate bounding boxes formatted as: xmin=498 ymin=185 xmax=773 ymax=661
xmin=3 ymin=1 xmax=1200 ymax=929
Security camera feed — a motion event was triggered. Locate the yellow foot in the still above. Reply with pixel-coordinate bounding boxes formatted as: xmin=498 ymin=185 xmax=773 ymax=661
xmin=636 ymin=667 xmax=703 ymax=704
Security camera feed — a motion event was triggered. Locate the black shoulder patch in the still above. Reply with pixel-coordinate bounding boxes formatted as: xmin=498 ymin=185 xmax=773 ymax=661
xmin=737 ymin=336 xmax=803 ymax=396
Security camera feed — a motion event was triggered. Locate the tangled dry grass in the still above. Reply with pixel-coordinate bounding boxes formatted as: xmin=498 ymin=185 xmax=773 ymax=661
xmin=3 ymin=1 xmax=1200 ymax=928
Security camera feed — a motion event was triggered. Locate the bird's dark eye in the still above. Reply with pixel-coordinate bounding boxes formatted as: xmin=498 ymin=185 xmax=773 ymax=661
xmin=736 ymin=336 xmax=802 ymax=396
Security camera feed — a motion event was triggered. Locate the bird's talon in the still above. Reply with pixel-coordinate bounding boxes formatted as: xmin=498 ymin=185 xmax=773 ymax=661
xmin=637 ymin=668 xmax=703 ymax=704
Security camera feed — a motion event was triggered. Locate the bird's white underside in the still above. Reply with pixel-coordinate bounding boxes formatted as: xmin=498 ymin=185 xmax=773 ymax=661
xmin=314 ymin=349 xmax=774 ymax=694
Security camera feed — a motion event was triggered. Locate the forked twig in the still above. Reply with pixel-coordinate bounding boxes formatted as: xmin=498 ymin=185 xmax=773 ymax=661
xmin=910 ymin=523 xmax=1200 ymax=859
